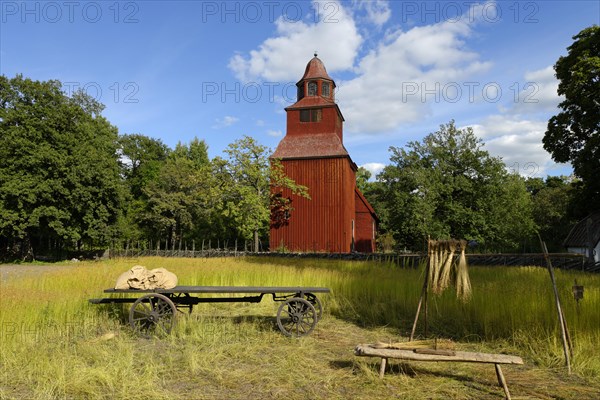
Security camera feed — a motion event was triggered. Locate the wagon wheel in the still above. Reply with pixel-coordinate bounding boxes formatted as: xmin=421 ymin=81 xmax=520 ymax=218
xmin=300 ymin=292 xmax=323 ymax=321
xmin=277 ymin=297 xmax=317 ymax=338
xmin=129 ymin=293 xmax=177 ymax=337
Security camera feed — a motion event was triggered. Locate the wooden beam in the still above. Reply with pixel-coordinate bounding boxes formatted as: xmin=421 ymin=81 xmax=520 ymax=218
xmin=539 ymin=236 xmax=572 ymax=374
xmin=355 ymin=345 xmax=523 ymax=365
xmin=379 ymin=358 xmax=387 ymax=378
xmin=495 ymin=363 xmax=512 ymax=400
xmin=410 ymin=260 xmax=429 ymax=341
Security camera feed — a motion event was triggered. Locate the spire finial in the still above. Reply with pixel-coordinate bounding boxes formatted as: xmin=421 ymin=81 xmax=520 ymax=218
xmin=314 ymin=51 xmax=318 ymax=57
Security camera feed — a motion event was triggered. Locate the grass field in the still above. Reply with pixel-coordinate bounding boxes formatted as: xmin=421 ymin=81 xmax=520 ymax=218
xmin=1 ymin=256 xmax=599 ymax=399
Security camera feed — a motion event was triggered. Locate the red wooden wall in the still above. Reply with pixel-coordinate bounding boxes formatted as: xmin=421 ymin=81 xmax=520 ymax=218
xmin=285 ymin=106 xmax=343 ymax=141
xmin=271 ymin=156 xmax=356 ymax=253
xmin=354 ymin=190 xmax=377 ymax=252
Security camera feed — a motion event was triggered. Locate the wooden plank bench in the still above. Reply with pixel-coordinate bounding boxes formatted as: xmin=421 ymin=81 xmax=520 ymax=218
xmin=354 ymin=344 xmax=523 ymax=400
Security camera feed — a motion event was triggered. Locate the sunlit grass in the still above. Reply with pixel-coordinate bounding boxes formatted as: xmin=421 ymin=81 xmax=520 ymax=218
xmin=1 ymin=256 xmax=599 ymax=399
xmin=245 ymin=257 xmax=600 ymax=377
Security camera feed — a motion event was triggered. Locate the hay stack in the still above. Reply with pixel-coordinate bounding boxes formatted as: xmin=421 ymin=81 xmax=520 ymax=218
xmin=427 ymin=239 xmax=471 ymax=301
xmin=455 ymin=240 xmax=471 ymax=300
xmin=438 ymin=240 xmax=457 ymax=292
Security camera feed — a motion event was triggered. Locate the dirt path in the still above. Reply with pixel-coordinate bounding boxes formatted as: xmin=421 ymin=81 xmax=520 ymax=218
xmin=0 ymin=263 xmax=77 ymax=282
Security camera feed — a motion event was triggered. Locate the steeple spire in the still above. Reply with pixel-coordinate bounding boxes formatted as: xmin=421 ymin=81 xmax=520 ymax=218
xmin=299 ymin=54 xmax=334 ymax=83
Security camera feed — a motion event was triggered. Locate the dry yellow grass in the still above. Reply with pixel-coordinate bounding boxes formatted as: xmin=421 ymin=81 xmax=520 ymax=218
xmin=1 ymin=257 xmax=599 ymax=399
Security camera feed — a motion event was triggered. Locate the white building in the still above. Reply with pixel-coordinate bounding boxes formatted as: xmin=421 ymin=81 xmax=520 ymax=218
xmin=564 ymin=212 xmax=600 ymax=264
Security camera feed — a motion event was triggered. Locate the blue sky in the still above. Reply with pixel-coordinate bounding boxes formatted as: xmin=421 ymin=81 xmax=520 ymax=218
xmin=2 ymin=1 xmax=599 ymax=179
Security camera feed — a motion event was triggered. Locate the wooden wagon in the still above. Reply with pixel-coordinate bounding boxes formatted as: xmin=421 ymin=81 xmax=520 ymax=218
xmin=90 ymin=286 xmax=330 ymax=338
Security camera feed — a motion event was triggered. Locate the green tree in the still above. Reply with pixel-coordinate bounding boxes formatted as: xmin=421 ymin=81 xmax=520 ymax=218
xmin=543 ymin=26 xmax=600 ymax=212
xmin=139 ymin=139 xmax=214 ymax=249
xmin=527 ymin=176 xmax=578 ymax=251
xmin=0 ymin=75 xmax=122 ymax=259
xmin=118 ymin=133 xmax=170 ymax=198
xmin=221 ymin=136 xmax=308 ymax=251
xmin=356 ymin=167 xmax=372 ymax=193
xmin=171 ymin=137 xmax=210 ymax=168
xmin=378 ymin=121 xmax=535 ymax=251
xmin=116 ymin=133 xmax=171 ymax=245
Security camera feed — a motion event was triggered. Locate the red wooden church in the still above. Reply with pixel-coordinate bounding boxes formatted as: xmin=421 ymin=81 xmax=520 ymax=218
xmin=270 ymin=54 xmax=378 ymax=253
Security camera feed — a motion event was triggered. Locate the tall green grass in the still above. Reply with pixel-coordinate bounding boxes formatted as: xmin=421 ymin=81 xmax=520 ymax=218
xmin=1 ymin=256 xmax=599 ymax=399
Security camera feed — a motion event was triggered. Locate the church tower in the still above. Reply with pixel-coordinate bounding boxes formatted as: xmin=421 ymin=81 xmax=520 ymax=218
xmin=270 ymin=54 xmax=377 ymax=253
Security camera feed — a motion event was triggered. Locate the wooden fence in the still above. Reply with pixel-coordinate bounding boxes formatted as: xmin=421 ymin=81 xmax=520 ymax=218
xmin=108 ymin=248 xmax=597 ymax=272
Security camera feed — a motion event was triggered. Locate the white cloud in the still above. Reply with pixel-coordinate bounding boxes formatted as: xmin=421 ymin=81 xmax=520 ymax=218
xmin=471 ymin=115 xmax=566 ymax=178
xmin=469 ymin=116 xmax=544 ymax=140
xmin=338 ymin=14 xmax=491 ymax=134
xmin=255 ymin=119 xmax=265 ymax=127
xmin=266 ymin=129 xmax=283 ymax=137
xmin=228 ymin=0 xmax=362 ymax=82
xmin=474 ymin=116 xmax=548 ymax=175
xmin=352 ymin=0 xmax=391 ymax=26
xmin=212 ymin=115 xmax=239 ymax=129
xmin=512 ymin=65 xmax=563 ymax=114
xmin=361 ymin=162 xmax=386 ymax=177
xmin=468 ymin=65 xmax=569 ymax=178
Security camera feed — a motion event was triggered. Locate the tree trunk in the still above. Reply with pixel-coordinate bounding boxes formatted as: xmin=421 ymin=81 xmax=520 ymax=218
xmin=23 ymin=234 xmax=34 ymax=262
xmin=254 ymin=229 xmax=259 ymax=252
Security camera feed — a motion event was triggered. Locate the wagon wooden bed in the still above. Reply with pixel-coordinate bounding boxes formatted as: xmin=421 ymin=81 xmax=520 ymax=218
xmin=90 ymin=286 xmax=330 ymax=338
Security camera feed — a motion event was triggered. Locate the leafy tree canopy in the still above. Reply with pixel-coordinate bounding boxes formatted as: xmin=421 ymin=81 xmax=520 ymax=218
xmin=118 ymin=133 xmax=170 ymax=198
xmin=376 ymin=121 xmax=535 ymax=251
xmin=356 ymin=167 xmax=372 ymax=194
xmin=220 ymin=136 xmax=309 ymax=250
xmin=0 ymin=75 xmax=123 ymax=256
xmin=544 ymin=25 xmax=600 ymax=211
xmin=527 ymin=176 xmax=577 ymax=251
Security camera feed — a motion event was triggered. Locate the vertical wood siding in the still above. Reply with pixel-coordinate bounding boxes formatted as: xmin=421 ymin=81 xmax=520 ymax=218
xmin=270 ymin=157 xmax=356 ymax=252
xmin=355 ymin=191 xmax=376 ymax=252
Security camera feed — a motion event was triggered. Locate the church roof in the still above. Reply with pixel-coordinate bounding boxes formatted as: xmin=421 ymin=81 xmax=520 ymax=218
xmin=286 ymin=95 xmax=336 ymax=108
xmin=285 ymin=96 xmax=342 ymax=118
xmin=564 ymin=211 xmax=600 ymax=247
xmin=355 ymin=188 xmax=378 ymax=220
xmin=299 ymin=55 xmax=334 ymax=83
xmin=271 ymin=133 xmax=349 ymax=159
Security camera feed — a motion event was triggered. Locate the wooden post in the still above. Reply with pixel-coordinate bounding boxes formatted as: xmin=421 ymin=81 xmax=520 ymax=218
xmin=410 ymin=259 xmax=430 ymax=341
xmin=560 ymin=306 xmax=574 ymax=357
xmin=495 ymin=364 xmax=511 ymax=400
xmin=379 ymin=358 xmax=387 ymax=378
xmin=424 ymin=283 xmax=429 ymax=337
xmin=539 ymin=235 xmax=572 ymax=374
